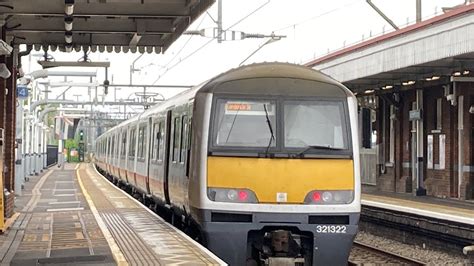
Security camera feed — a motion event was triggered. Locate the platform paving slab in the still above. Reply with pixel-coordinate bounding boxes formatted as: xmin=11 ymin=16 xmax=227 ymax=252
xmin=0 ymin=164 xmax=115 ymax=266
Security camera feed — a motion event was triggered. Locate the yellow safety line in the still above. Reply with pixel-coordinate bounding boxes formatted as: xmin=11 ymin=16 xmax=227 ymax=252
xmin=76 ymin=164 xmax=128 ymax=266
xmin=0 ymin=212 xmax=20 ymax=233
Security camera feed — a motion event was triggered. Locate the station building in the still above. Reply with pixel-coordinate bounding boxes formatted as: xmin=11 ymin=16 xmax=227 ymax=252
xmin=307 ymin=4 xmax=474 ymax=200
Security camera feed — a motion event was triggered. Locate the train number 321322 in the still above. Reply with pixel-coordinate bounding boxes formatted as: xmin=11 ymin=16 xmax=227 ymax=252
xmin=316 ymin=225 xmax=347 ymax=233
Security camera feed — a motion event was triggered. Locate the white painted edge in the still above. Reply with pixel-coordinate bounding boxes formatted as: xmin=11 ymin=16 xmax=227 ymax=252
xmin=49 ymin=201 xmax=81 ymax=205
xmin=362 ymin=199 xmax=474 ymax=225
xmin=46 ymin=207 xmax=84 ymax=212
xmin=91 ymin=164 xmax=227 ymax=265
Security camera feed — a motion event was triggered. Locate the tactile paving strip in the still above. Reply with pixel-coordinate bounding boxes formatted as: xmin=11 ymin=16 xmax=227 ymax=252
xmin=1 ymin=166 xmax=115 ymax=265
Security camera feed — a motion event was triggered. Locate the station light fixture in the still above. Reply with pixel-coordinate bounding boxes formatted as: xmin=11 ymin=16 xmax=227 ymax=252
xmin=402 ymin=80 xmax=415 ymax=86
xmin=425 ymin=76 xmax=440 ymax=81
xmin=65 ymin=0 xmax=75 ymax=16
xmin=65 ymin=31 xmax=73 ymax=44
xmin=64 ymin=15 xmax=73 ymax=31
xmin=453 ymin=71 xmax=461 ymax=76
xmin=463 ymin=70 xmax=470 ymax=75
xmin=382 ymin=85 xmax=393 ymax=90
xmin=65 ymin=43 xmax=73 ymax=53
xmin=364 ymin=89 xmax=375 ymax=94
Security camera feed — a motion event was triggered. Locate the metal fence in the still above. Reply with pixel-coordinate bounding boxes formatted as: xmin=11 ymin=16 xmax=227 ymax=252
xmin=47 ymin=145 xmax=58 ymax=167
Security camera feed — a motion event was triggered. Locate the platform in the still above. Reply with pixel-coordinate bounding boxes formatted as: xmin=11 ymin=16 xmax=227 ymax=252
xmin=362 ymin=192 xmax=474 ymax=226
xmin=0 ymin=163 xmax=225 ymax=265
xmin=361 ymin=191 xmax=474 ymax=249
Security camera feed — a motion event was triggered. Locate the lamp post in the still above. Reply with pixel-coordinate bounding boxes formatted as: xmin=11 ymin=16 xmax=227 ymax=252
xmin=239 ymin=34 xmax=286 ymax=66
xmin=129 ymin=54 xmax=144 ymax=85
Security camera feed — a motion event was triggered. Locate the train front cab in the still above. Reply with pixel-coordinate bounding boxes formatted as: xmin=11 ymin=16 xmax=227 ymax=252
xmin=190 ymin=71 xmax=361 ymax=265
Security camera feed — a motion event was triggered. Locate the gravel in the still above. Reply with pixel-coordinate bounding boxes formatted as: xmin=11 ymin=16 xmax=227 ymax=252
xmin=353 ymin=230 xmax=471 ymax=265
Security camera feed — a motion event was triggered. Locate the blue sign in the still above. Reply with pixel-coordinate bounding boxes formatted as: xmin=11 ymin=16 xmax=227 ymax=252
xmin=17 ymin=85 xmax=28 ymax=99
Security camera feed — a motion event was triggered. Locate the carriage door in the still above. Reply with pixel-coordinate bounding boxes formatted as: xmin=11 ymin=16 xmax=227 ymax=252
xmin=410 ymin=102 xmax=417 ymax=194
xmin=146 ymin=117 xmax=153 ymax=194
xmin=163 ymin=110 xmax=173 ymax=204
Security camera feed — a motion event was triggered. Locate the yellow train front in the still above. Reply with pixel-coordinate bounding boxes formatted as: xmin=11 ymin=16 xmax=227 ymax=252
xmin=189 ymin=63 xmax=361 ymax=265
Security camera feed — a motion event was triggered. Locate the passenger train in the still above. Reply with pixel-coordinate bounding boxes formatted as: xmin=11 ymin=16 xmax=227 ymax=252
xmin=95 ymin=63 xmax=361 ymax=265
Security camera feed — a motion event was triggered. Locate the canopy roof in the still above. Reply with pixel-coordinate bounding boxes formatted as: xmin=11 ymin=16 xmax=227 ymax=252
xmin=1 ymin=0 xmax=214 ymax=53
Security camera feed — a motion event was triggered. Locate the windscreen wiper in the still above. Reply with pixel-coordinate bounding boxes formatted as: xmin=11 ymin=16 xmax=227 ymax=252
xmin=295 ymin=145 xmax=343 ymax=157
xmin=263 ymin=104 xmax=275 ymax=157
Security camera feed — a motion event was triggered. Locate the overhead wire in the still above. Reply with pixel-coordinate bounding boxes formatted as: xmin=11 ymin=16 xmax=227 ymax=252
xmin=151 ymin=0 xmax=272 ymax=85
xmin=272 ymin=0 xmax=361 ymax=33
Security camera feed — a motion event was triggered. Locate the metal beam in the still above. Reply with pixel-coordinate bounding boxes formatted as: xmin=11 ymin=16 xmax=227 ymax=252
xmin=451 ymin=76 xmax=474 ymax=82
xmin=12 ymin=29 xmax=171 ymax=35
xmin=366 ymin=0 xmax=399 ymax=30
xmin=37 ymin=61 xmax=110 ymax=68
xmin=5 ymin=13 xmax=189 ymax=19
xmin=129 ymin=33 xmax=143 ymax=48
xmin=30 ymin=99 xmax=161 ymax=112
xmin=416 ymin=0 xmax=422 ymax=23
xmin=47 ymin=71 xmax=97 ymax=77
xmin=100 ymin=84 xmax=193 ymax=88
xmin=38 ymin=81 xmax=100 ymax=87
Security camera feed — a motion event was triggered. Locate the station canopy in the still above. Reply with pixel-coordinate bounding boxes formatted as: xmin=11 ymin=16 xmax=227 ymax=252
xmin=306 ymin=4 xmax=474 ymax=93
xmin=1 ymin=0 xmax=214 ymax=53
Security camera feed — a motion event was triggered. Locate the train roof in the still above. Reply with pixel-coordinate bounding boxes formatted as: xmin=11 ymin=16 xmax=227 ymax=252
xmin=202 ymin=62 xmax=343 ymax=91
xmin=98 ymin=63 xmax=351 ymax=139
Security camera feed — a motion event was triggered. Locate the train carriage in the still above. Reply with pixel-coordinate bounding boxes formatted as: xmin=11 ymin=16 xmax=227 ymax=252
xmin=96 ymin=63 xmax=360 ymax=265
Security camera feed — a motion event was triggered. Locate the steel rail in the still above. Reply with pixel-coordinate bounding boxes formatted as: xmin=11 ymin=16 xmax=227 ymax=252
xmin=349 ymin=241 xmax=426 ymax=265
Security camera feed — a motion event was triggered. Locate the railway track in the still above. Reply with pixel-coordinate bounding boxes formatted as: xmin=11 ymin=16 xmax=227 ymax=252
xmin=349 ymin=241 xmax=426 ymax=265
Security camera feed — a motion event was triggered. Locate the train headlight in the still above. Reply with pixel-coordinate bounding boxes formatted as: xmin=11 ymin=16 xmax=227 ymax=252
xmin=305 ymin=190 xmax=353 ymax=204
xmin=227 ymin=190 xmax=238 ymax=201
xmin=322 ymin=191 xmax=333 ymax=202
xmin=208 ymin=188 xmax=258 ymax=203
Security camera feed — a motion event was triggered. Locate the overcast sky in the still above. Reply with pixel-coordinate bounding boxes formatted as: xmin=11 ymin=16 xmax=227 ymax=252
xmin=25 ymin=0 xmax=466 ymax=102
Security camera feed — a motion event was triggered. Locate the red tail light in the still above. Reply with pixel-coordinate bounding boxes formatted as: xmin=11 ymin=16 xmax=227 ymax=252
xmin=312 ymin=191 xmax=321 ymax=202
xmin=238 ymin=190 xmax=248 ymax=201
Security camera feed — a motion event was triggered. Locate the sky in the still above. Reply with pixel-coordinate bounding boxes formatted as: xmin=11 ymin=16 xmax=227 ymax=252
xmin=25 ymin=0 xmax=467 ymax=103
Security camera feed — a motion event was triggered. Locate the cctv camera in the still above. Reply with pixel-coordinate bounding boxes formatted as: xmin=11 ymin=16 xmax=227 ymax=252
xmin=0 ymin=40 xmax=12 ymax=55
xmin=0 ymin=63 xmax=11 ymax=79
xmin=470 ymin=105 xmax=474 ymax=114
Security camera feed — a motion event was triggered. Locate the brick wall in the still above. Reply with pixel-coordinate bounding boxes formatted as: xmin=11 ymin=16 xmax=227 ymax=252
xmin=460 ymin=83 xmax=473 ymax=200
xmin=373 ymin=83 xmax=473 ymax=200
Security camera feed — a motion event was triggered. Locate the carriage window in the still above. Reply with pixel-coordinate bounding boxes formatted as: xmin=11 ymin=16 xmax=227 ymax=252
xmin=158 ymin=122 xmax=165 ymax=161
xmin=107 ymin=138 xmax=110 ymax=155
xmin=111 ymin=136 xmax=115 ymax=158
xmin=284 ymin=100 xmax=347 ymax=149
xmin=173 ymin=117 xmax=181 ymax=162
xmin=121 ymin=131 xmax=127 ymax=157
xmin=138 ymin=125 xmax=146 ymax=160
xmin=129 ymin=128 xmax=136 ymax=157
xmin=213 ymin=100 xmax=276 ymax=147
xmin=152 ymin=122 xmax=158 ymax=160
xmin=180 ymin=116 xmax=188 ymax=163
xmin=188 ymin=118 xmax=193 ymax=148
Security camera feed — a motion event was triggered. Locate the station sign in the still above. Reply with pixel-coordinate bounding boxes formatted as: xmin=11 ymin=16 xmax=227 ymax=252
xmin=409 ymin=109 xmax=422 ymax=121
xmin=17 ymin=85 xmax=28 ymax=99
